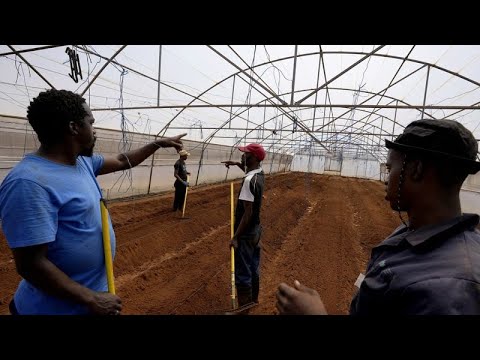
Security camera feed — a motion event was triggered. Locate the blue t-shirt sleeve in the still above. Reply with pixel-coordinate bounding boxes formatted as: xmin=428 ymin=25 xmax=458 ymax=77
xmin=1 ymin=179 xmax=58 ymax=248
xmin=91 ymin=154 xmax=105 ymax=176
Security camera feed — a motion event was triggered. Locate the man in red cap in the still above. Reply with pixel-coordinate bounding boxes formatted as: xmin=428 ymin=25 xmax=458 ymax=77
xmin=222 ymin=143 xmax=266 ymax=308
xmin=276 ymin=119 xmax=480 ymax=315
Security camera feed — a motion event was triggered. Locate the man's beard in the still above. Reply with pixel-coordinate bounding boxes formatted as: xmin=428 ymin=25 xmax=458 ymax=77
xmin=79 ymin=144 xmax=94 ymax=157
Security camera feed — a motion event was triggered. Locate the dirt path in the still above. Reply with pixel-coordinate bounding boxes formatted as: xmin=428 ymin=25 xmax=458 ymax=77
xmin=0 ymin=172 xmax=400 ymax=315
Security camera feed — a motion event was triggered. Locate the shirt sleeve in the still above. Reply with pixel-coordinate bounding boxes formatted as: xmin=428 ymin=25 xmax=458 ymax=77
xmin=0 ymin=179 xmax=58 ymax=248
xmin=90 ymin=154 xmax=105 ymax=176
xmin=250 ymin=174 xmax=261 ymax=199
xmin=239 ymin=175 xmax=255 ymax=202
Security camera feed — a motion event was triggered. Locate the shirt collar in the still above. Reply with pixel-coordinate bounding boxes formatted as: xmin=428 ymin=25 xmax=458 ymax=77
xmin=376 ymin=213 xmax=479 ymax=248
xmin=244 ymin=167 xmax=263 ymax=177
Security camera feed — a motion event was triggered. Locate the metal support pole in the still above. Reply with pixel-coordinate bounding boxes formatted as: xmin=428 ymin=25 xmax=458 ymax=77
xmin=422 ymin=65 xmax=431 ymax=119
xmin=290 ymin=45 xmax=298 ymax=106
xmin=313 ymin=50 xmax=322 ymax=131
xmin=195 ymin=146 xmax=206 ymax=186
xmin=157 ymin=45 xmax=162 ymax=106
xmin=229 ymin=75 xmax=236 ymax=129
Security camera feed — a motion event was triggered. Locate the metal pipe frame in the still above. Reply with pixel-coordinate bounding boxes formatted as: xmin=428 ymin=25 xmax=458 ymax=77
xmin=3 ymin=46 xmax=480 ymax=163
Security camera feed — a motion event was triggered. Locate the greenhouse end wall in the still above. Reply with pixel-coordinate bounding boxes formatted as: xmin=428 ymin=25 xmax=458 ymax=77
xmin=291 ymin=153 xmax=480 ymax=215
xmin=0 ymin=116 xmax=292 ymax=200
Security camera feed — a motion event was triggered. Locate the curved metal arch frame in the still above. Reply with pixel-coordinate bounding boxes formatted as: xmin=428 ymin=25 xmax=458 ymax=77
xmin=3 ymin=46 xmax=479 ymax=163
xmin=221 ymin=86 xmax=429 ymax=153
xmin=79 ymin=47 xmax=480 ymax=154
xmin=88 ymin=47 xmax=479 ymax=156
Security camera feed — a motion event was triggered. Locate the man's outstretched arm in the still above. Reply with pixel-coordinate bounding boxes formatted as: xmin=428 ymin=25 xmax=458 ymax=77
xmin=98 ymin=133 xmax=187 ymax=175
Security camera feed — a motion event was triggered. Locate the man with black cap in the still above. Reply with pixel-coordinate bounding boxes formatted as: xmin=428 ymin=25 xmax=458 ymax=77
xmin=276 ymin=119 xmax=480 ymax=315
xmin=222 ymin=143 xmax=266 ymax=308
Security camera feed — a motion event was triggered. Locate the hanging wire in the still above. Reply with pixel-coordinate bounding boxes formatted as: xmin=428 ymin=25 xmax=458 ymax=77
xmin=109 ymin=67 xmax=136 ymax=194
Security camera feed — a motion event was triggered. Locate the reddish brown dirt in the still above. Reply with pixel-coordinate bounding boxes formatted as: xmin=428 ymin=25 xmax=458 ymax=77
xmin=0 ymin=172 xmax=401 ymax=315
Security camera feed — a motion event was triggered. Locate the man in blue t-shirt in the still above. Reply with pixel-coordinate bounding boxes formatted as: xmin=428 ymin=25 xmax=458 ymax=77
xmin=0 ymin=89 xmax=186 ymax=315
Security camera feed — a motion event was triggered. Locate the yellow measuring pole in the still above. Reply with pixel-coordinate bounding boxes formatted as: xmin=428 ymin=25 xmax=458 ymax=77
xmin=100 ymin=199 xmax=115 ymax=294
xmin=230 ymin=182 xmax=237 ymax=309
xmin=182 ymin=175 xmax=190 ymax=218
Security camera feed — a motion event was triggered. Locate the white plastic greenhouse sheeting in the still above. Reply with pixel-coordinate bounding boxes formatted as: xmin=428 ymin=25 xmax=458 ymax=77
xmin=460 ymin=189 xmax=480 ymax=215
xmin=290 ymin=154 xmax=325 ymax=174
xmin=291 ymin=154 xmax=480 ymax=215
xmin=0 ymin=116 xmax=291 ymax=200
xmin=341 ymin=158 xmax=380 ymax=179
xmin=291 ymin=154 xmax=379 ymax=180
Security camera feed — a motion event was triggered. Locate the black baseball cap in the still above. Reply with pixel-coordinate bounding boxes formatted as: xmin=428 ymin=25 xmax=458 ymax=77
xmin=385 ymin=119 xmax=480 ymax=174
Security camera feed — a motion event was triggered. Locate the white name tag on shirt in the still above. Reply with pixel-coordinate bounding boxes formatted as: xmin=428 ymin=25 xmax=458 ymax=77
xmin=354 ymin=273 xmax=365 ymax=288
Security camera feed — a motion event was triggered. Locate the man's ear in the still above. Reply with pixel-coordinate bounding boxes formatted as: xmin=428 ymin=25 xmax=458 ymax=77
xmin=69 ymin=121 xmax=79 ymax=135
xmin=409 ymin=159 xmax=424 ymax=182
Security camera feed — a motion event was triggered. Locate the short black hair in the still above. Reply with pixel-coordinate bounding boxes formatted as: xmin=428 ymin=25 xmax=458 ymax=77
xmin=27 ymin=89 xmax=87 ymax=146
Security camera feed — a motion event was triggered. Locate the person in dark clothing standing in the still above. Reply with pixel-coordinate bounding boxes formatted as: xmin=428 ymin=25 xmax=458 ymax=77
xmin=173 ymin=149 xmax=191 ymax=212
xmin=222 ymin=143 xmax=266 ymax=307
xmin=276 ymin=119 xmax=480 ymax=315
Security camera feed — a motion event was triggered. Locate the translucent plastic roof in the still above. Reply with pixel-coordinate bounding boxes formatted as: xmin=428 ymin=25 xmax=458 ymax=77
xmin=1 ymin=45 xmax=480 ymax=161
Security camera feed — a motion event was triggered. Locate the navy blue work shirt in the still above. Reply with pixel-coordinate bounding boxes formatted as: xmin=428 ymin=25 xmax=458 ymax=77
xmin=350 ymin=213 xmax=480 ymax=315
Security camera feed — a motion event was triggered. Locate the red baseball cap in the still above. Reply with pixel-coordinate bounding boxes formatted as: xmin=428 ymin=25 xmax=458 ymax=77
xmin=238 ymin=143 xmax=266 ymax=161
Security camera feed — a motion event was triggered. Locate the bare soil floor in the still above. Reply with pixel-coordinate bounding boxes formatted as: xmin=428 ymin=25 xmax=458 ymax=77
xmin=0 ymin=172 xmax=401 ymax=315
